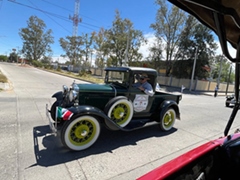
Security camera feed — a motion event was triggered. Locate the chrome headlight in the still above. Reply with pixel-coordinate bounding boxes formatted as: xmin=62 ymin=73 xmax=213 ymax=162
xmin=62 ymin=85 xmax=68 ymax=93
xmin=72 ymin=83 xmax=79 ymax=92
xmin=69 ymin=90 xmax=78 ymax=102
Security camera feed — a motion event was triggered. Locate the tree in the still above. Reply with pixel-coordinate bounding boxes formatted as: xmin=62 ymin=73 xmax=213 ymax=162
xmin=193 ymin=24 xmax=218 ymax=79
xmin=0 ymin=55 xmax=8 ymax=62
xmin=59 ymin=32 xmax=95 ymax=69
xmin=151 ymin=0 xmax=187 ymax=76
xmin=175 ymin=15 xmax=198 ymax=61
xmin=93 ymin=28 xmax=109 ymax=68
xmin=211 ymin=55 xmax=234 ymax=83
xmin=19 ymin=16 xmax=54 ymax=62
xmin=105 ymin=10 xmax=145 ymax=66
xmin=146 ymin=38 xmax=164 ymax=70
xmin=59 ymin=36 xmax=84 ymax=65
xmin=172 ymin=15 xmax=218 ymax=80
xmin=81 ymin=32 xmax=95 ymax=68
xmin=8 ymin=52 xmax=18 ymax=62
xmin=41 ymin=56 xmax=52 ymax=65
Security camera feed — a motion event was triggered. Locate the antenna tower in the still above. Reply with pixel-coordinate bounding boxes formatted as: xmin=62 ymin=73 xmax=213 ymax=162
xmin=69 ymin=0 xmax=81 ymax=36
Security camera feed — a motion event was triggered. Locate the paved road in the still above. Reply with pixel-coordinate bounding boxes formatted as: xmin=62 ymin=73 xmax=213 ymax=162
xmin=0 ymin=62 xmax=240 ymax=180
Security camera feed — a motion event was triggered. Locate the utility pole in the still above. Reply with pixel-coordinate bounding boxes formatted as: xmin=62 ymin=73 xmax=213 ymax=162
xmin=124 ymin=27 xmax=130 ymax=66
xmin=226 ymin=63 xmax=232 ymax=95
xmin=217 ymin=55 xmax=224 ymax=87
xmin=189 ymin=47 xmax=198 ymax=91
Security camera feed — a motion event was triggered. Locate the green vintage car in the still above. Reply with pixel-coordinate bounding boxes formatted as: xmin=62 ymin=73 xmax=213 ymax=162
xmin=46 ymin=66 xmax=182 ymax=151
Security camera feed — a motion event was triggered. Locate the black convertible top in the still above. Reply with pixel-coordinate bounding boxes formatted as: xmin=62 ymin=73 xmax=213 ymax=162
xmin=104 ymin=66 xmax=158 ymax=76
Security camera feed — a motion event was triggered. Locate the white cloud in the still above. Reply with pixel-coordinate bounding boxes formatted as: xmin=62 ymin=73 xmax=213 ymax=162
xmin=215 ymin=40 xmax=236 ymax=59
xmin=139 ymin=33 xmax=156 ymax=58
xmin=51 ymin=56 xmax=69 ymax=63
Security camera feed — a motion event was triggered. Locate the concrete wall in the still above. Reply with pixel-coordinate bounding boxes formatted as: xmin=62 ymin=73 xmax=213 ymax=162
xmin=158 ymin=75 xmax=235 ymax=93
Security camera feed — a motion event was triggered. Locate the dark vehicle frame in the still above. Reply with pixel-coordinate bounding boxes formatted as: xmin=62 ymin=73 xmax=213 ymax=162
xmin=138 ymin=0 xmax=240 ymax=180
xmin=46 ymin=66 xmax=182 ymax=151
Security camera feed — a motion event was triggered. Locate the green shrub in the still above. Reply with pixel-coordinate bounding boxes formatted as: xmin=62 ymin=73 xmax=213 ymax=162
xmin=56 ymin=66 xmax=61 ymax=72
xmin=78 ymin=69 xmax=92 ymax=77
xmin=42 ymin=64 xmax=50 ymax=69
xmin=32 ymin=60 xmax=43 ymax=67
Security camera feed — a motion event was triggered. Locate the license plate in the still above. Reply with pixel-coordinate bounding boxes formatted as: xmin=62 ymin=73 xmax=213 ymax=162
xmin=46 ymin=104 xmax=57 ymax=135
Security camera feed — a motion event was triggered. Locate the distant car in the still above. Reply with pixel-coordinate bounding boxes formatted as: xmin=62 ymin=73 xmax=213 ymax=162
xmin=46 ymin=66 xmax=182 ymax=151
xmin=225 ymin=91 xmax=239 ymax=107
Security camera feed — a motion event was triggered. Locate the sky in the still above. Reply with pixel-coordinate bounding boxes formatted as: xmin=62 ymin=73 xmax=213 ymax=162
xmin=0 ymin=0 xmax=236 ymax=63
xmin=0 ymin=0 xmax=158 ymax=62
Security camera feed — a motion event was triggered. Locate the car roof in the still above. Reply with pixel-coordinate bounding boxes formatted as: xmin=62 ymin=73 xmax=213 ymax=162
xmin=104 ymin=66 xmax=157 ymax=75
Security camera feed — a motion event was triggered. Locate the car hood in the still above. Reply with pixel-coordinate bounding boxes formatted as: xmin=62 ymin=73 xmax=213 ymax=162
xmin=77 ymin=83 xmax=114 ymax=93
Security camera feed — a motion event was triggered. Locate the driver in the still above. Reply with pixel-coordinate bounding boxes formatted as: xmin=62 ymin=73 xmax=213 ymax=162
xmin=133 ymin=73 xmax=154 ymax=96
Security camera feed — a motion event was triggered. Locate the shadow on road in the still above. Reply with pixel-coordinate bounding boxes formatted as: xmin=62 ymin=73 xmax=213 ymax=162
xmin=30 ymin=124 xmax=177 ymax=167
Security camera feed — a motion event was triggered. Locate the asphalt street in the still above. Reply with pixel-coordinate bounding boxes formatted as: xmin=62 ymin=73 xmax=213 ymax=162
xmin=0 ymin=62 xmax=239 ymax=180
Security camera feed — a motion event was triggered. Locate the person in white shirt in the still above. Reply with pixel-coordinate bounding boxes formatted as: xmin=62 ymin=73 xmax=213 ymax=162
xmin=133 ymin=73 xmax=154 ymax=96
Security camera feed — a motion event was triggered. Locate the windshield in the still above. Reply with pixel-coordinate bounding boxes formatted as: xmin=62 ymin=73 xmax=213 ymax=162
xmin=104 ymin=70 xmax=130 ymax=86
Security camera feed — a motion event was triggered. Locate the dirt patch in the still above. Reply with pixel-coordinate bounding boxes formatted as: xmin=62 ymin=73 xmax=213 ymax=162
xmin=0 ymin=70 xmax=7 ymax=83
xmin=18 ymin=64 xmax=32 ymax=68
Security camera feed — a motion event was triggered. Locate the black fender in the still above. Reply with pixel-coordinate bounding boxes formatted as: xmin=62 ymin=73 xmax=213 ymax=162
xmin=67 ymin=105 xmax=124 ymax=131
xmin=159 ymin=100 xmax=181 ymax=120
xmin=52 ymin=91 xmax=63 ymax=101
xmin=49 ymin=91 xmax=63 ymax=120
xmin=226 ymin=97 xmax=234 ymax=101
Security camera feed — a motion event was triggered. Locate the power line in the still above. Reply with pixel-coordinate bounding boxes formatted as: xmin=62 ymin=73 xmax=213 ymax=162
xmin=41 ymin=0 xmax=101 ymax=22
xmin=8 ymin=0 xmax=69 ymax=21
xmin=27 ymin=0 xmax=72 ymax=34
xmin=41 ymin=0 xmax=72 ymax=13
xmin=7 ymin=0 xmax=102 ymax=32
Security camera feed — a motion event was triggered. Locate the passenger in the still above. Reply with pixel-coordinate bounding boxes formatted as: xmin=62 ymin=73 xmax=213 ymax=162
xmin=133 ymin=73 xmax=154 ymax=96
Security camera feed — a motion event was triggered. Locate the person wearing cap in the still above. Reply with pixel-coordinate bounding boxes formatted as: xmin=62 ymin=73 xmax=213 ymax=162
xmin=133 ymin=73 xmax=154 ymax=96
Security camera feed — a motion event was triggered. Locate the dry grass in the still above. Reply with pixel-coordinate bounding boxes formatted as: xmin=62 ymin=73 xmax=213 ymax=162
xmin=0 ymin=71 xmax=7 ymax=83
xmin=43 ymin=68 xmax=104 ymax=84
